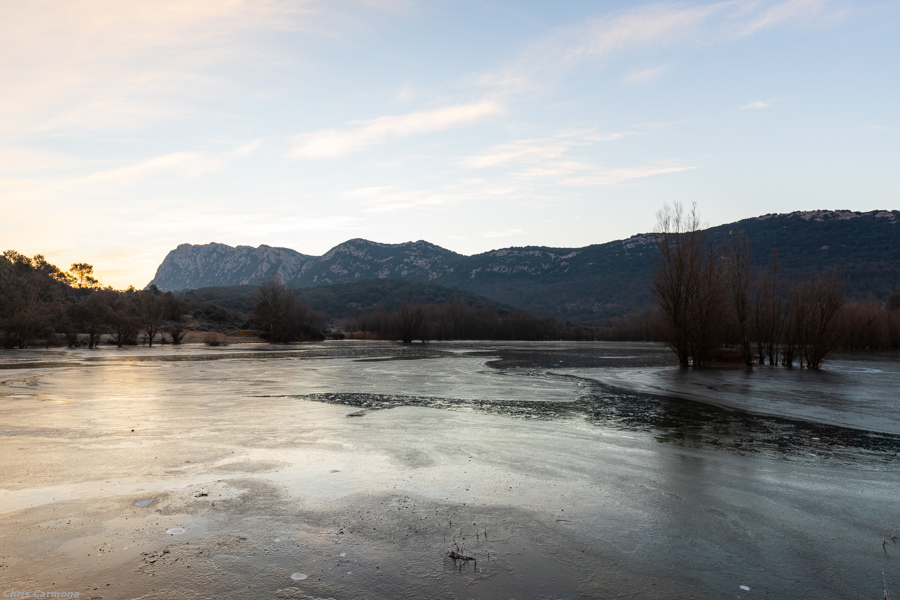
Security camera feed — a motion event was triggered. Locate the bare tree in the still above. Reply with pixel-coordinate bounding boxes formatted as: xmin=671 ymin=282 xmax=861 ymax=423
xmin=252 ymin=275 xmax=310 ymax=343
xmin=689 ymin=242 xmax=727 ymax=367
xmin=840 ymin=301 xmax=890 ymax=350
xmin=137 ymin=288 xmax=166 ymax=346
xmin=158 ymin=291 xmax=187 ymax=344
xmin=752 ymin=252 xmax=785 ymax=366
xmin=888 ymin=293 xmax=900 ymax=311
xmin=60 ymin=300 xmax=83 ymax=347
xmin=652 ymin=202 xmax=699 ymax=367
xmin=110 ymin=293 xmax=139 ymax=347
xmin=779 ymin=272 xmax=845 ymax=369
xmin=781 ymin=283 xmax=804 ymax=367
xmin=726 ymin=233 xmax=755 ymax=369
xmin=168 ymin=319 xmax=187 ymax=344
xmin=651 ymin=202 xmax=724 ymax=367
xmin=82 ymin=291 xmax=112 ymax=348
xmin=796 ymin=272 xmax=845 ymax=369
xmin=393 ymin=302 xmax=428 ymax=344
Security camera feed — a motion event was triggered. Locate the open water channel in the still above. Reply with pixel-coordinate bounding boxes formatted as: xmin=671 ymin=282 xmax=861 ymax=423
xmin=0 ymin=341 xmax=898 ymax=599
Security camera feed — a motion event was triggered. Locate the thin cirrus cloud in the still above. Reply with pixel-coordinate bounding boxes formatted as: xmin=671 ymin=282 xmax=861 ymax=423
xmin=72 ymin=141 xmax=263 ymax=188
xmin=456 ymin=127 xmax=693 ymax=190
xmin=741 ymin=98 xmax=778 ymax=109
xmin=478 ymin=2 xmax=723 ymax=90
xmin=288 ymin=100 xmax=503 ymax=159
xmin=458 ymin=129 xmax=638 ymax=169
xmin=77 ymin=152 xmax=225 ymax=187
xmin=739 ymin=0 xmax=836 ymax=35
xmin=479 ymin=0 xmax=839 ymax=92
xmin=343 ymin=179 xmax=522 ymax=214
xmin=0 ymin=146 xmax=86 ymax=176
xmin=0 ymin=142 xmax=260 ymax=202
xmin=338 ymin=159 xmax=690 ymax=220
xmin=0 ymin=0 xmax=406 ymax=138
xmin=0 ymin=152 xmax=221 ymax=207
xmin=342 ymin=184 xmax=456 ymax=213
xmin=562 ymin=164 xmax=695 ymax=187
xmin=622 ymin=66 xmax=668 ymax=85
xmin=860 ymin=123 xmax=898 ymax=132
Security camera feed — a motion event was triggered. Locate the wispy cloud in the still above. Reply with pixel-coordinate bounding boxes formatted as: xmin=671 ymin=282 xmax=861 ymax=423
xmin=561 ymin=3 xmax=724 ymax=60
xmin=456 ymin=126 xmax=692 ymax=190
xmin=622 ymin=66 xmax=668 ymax=85
xmin=288 ymin=101 xmax=503 ymax=159
xmin=739 ymin=0 xmax=833 ymax=35
xmin=77 ymin=152 xmax=225 ymax=187
xmin=233 ymin=139 xmax=263 ymax=157
xmin=741 ymin=98 xmax=778 ymax=109
xmin=0 ymin=146 xmax=87 ymax=176
xmin=0 ymin=0 xmax=407 ymax=139
xmin=339 ymin=158 xmax=693 ymax=219
xmin=0 ymin=141 xmax=258 ymax=201
xmin=562 ymin=164 xmax=695 ymax=187
xmin=459 ymin=129 xmax=637 ymax=169
xmin=479 ymin=0 xmax=843 ymax=92
xmin=860 ymin=123 xmax=898 ymax=132
xmin=343 ymin=179 xmax=521 ymax=213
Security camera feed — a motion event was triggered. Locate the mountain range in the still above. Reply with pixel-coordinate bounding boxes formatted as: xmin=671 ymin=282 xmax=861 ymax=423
xmin=149 ymin=210 xmax=900 ymax=323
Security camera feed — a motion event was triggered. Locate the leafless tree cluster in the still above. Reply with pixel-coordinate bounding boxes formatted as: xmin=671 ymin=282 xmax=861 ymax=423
xmin=347 ymin=299 xmax=601 ymax=342
xmin=251 ymin=275 xmax=325 ymax=343
xmin=652 ymin=203 xmax=847 ymax=369
xmin=80 ymin=286 xmax=185 ymax=348
xmin=651 ymin=203 xmax=728 ymax=367
xmin=393 ymin=302 xmax=429 ymax=344
xmin=837 ymin=299 xmax=900 ymax=350
xmin=758 ymin=269 xmax=845 ymax=369
xmin=591 ymin=308 xmax=661 ymax=342
xmin=347 ymin=302 xmax=430 ymax=343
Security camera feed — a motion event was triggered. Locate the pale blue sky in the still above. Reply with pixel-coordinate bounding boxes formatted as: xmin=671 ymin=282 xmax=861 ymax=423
xmin=1 ymin=0 xmax=897 ymax=288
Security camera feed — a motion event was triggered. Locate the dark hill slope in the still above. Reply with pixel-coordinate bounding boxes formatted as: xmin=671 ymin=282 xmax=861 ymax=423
xmin=150 ymin=210 xmax=900 ymax=323
xmin=178 ymin=279 xmax=513 ymax=320
xmin=711 ymin=210 xmax=900 ymax=299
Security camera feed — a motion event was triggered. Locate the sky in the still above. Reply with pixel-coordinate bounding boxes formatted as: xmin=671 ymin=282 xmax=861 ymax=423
xmin=1 ymin=0 xmax=898 ymax=289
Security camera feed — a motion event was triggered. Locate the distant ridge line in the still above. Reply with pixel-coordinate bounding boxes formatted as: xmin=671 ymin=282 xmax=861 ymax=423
xmin=148 ymin=210 xmax=900 ymax=323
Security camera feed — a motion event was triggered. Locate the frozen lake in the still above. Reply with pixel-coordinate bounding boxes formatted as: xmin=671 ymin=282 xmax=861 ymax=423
xmin=0 ymin=341 xmax=898 ymax=599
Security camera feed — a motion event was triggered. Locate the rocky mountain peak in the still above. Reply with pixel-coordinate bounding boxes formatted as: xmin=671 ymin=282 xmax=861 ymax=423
xmin=148 ymin=210 xmax=900 ymax=322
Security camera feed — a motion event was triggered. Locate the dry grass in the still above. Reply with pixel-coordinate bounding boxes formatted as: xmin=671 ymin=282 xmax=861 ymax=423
xmin=344 ymin=331 xmax=383 ymax=340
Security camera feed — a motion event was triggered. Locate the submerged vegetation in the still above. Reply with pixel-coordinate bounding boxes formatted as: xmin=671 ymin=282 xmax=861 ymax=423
xmin=650 ymin=203 xmax=900 ymax=369
xmin=346 ymin=300 xmax=600 ymax=343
